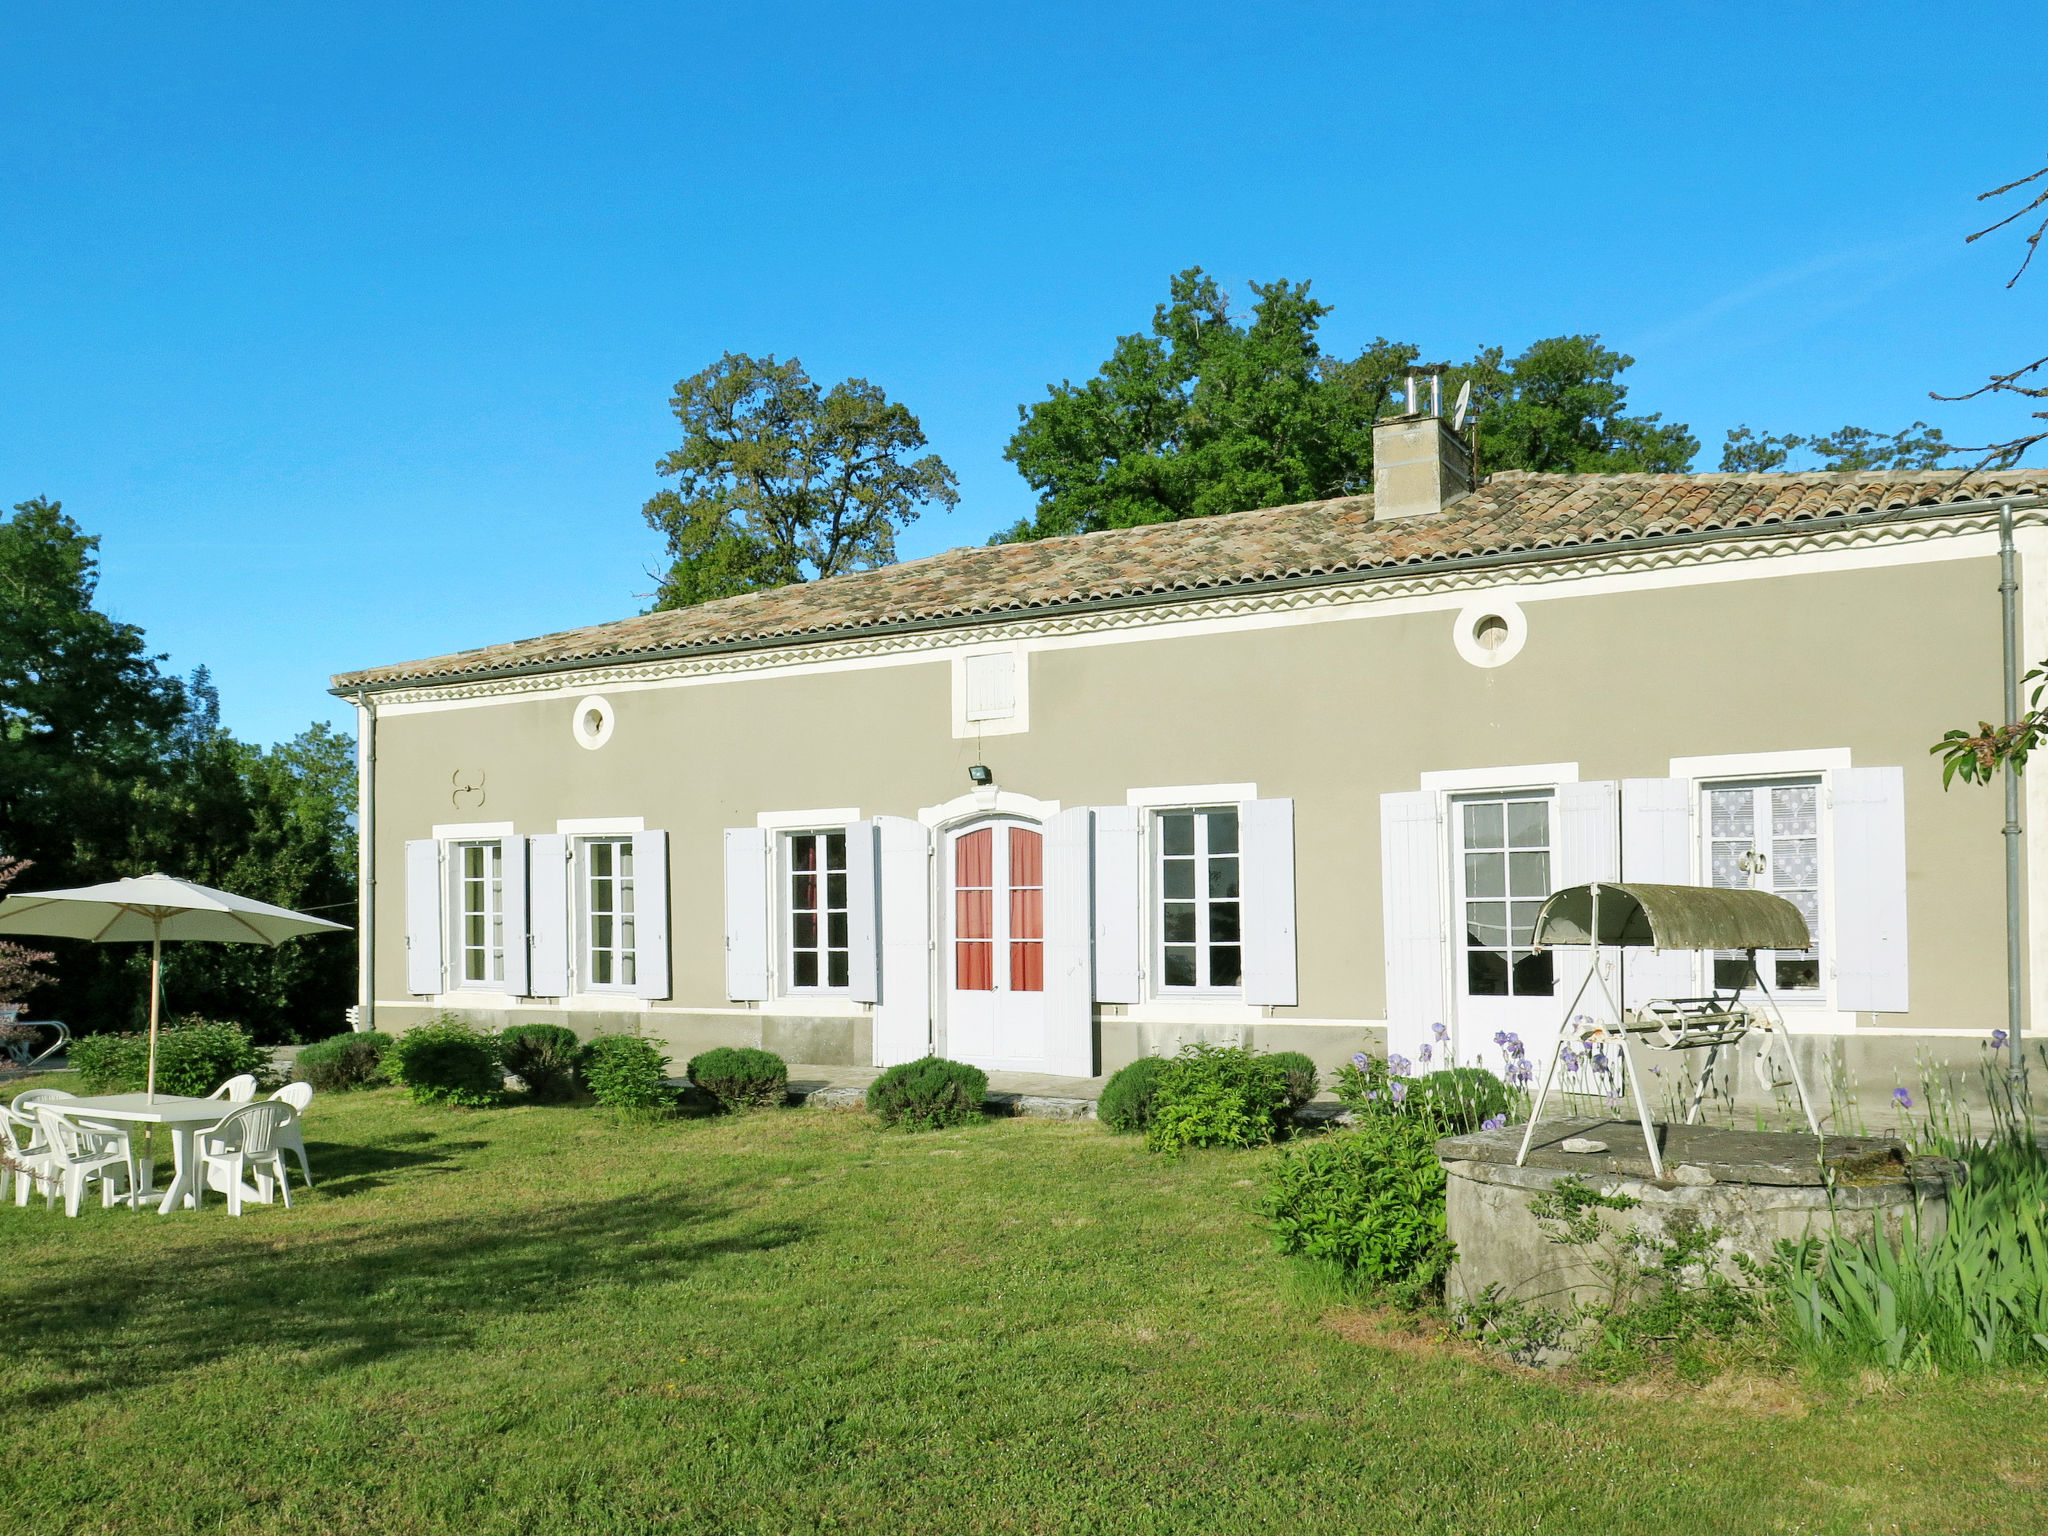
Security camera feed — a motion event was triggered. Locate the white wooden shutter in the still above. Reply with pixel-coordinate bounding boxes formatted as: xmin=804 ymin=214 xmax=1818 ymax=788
xmin=1620 ymin=778 xmax=1695 ymax=1008
xmin=631 ymin=829 xmax=671 ymax=1000
xmin=1832 ymin=766 xmax=1909 ymax=1013
xmin=873 ymin=815 xmax=933 ymax=1067
xmin=1092 ymin=805 xmax=1143 ymax=1003
xmin=527 ymin=833 xmax=571 ymax=996
xmin=501 ymin=836 xmax=530 ymax=997
xmin=1044 ymin=806 xmax=1095 ymax=1077
xmin=1552 ymin=780 xmax=1621 ymax=1020
xmin=722 ymin=827 xmax=770 ymax=1002
xmin=1240 ymin=797 xmax=1297 ymax=1007
xmin=1380 ymin=791 xmax=1445 ymax=1063
xmin=404 ymin=839 xmax=444 ymax=995
xmin=847 ymin=820 xmax=880 ymax=1003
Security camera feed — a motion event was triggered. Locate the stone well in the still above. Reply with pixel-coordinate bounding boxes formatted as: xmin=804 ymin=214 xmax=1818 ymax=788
xmin=1438 ymin=1117 xmax=1957 ymax=1312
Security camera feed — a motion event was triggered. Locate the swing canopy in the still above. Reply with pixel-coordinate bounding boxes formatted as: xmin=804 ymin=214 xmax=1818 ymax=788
xmin=1530 ymin=882 xmax=1811 ymax=953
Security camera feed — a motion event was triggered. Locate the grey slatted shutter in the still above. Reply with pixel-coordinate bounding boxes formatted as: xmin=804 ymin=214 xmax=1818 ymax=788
xmin=1092 ymin=805 xmax=1143 ymax=1003
xmin=1552 ymin=781 xmax=1621 ymax=1019
xmin=873 ymin=815 xmax=933 ymax=1066
xmin=848 ymin=820 xmax=880 ymax=1003
xmin=1831 ymin=767 xmax=1909 ymax=1012
xmin=404 ymin=839 xmax=444 ymax=995
xmin=631 ymin=829 xmax=671 ymax=1000
xmin=1044 ymin=807 xmax=1095 ymax=1077
xmin=1240 ymin=798 xmax=1298 ymax=1007
xmin=1379 ymin=791 xmax=1445 ymax=1064
xmin=1620 ymin=778 xmax=1694 ymax=1009
xmin=722 ymin=827 xmax=770 ymax=1002
xmin=501 ymin=836 xmax=530 ymax=997
xmin=527 ymin=833 xmax=571 ymax=996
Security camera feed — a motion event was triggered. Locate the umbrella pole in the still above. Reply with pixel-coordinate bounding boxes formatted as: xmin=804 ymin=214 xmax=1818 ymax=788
xmin=146 ymin=924 xmax=162 ymax=1104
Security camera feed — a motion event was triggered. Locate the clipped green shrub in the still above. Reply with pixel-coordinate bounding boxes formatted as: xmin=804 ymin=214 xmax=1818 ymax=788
xmin=579 ymin=1034 xmax=674 ymax=1112
xmin=499 ymin=1024 xmax=584 ymax=1101
xmin=1144 ymin=1043 xmax=1292 ymax=1154
xmin=70 ymin=1018 xmax=270 ymax=1097
xmin=866 ymin=1056 xmax=988 ymax=1131
xmin=1263 ymin=1113 xmax=1452 ymax=1299
xmin=1267 ymin=1050 xmax=1320 ymax=1109
xmin=1098 ymin=1055 xmax=1168 ymax=1134
xmin=1412 ymin=1067 xmax=1510 ymax=1133
xmin=293 ymin=1031 xmax=393 ymax=1091
xmin=687 ymin=1046 xmax=788 ymax=1111
xmin=391 ymin=1016 xmax=503 ymax=1107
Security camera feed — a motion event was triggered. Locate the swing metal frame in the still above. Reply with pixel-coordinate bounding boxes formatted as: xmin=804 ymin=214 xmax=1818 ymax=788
xmin=1510 ymin=881 xmax=1823 ymax=1179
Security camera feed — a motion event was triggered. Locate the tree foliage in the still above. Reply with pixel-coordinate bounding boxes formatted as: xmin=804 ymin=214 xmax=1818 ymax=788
xmin=644 ymin=353 xmax=959 ymax=609
xmin=1719 ymin=422 xmax=1950 ymax=473
xmin=0 ymin=497 xmax=356 ymax=1041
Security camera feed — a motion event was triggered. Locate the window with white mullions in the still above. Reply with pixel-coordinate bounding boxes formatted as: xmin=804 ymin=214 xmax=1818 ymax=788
xmin=581 ymin=837 xmax=637 ymax=989
xmin=1706 ymin=780 xmax=1822 ymax=993
xmin=1457 ymin=794 xmax=1555 ymax=998
xmin=454 ymin=841 xmax=504 ymax=985
xmin=1157 ymin=807 xmax=1241 ymax=990
xmin=787 ymin=829 xmax=851 ymax=991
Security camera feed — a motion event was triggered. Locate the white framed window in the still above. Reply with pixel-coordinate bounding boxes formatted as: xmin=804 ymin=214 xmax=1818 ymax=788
xmin=1453 ymin=791 xmax=1556 ymax=999
xmin=578 ymin=836 xmax=637 ymax=991
xmin=1703 ymin=778 xmax=1824 ymax=996
xmin=451 ymin=840 xmax=505 ymax=986
xmin=1155 ymin=806 xmax=1242 ymax=992
xmin=784 ymin=828 xmax=852 ymax=992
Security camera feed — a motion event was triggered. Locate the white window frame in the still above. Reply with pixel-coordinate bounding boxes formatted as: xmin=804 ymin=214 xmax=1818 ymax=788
xmin=1698 ymin=774 xmax=1831 ymax=1007
xmin=1448 ymin=788 xmax=1558 ymax=1003
xmin=448 ymin=839 xmax=507 ymax=989
xmin=950 ymin=641 xmax=1031 ymax=739
xmin=576 ymin=835 xmax=639 ymax=994
xmin=781 ymin=826 xmax=855 ymax=996
xmin=1151 ymin=804 xmax=1245 ymax=997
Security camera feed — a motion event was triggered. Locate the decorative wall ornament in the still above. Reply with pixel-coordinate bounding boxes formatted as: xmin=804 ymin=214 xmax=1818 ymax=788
xmin=451 ymin=768 xmax=486 ymax=811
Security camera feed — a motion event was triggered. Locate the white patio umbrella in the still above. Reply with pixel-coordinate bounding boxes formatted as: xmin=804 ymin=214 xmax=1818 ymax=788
xmin=0 ymin=873 xmax=348 ymax=1100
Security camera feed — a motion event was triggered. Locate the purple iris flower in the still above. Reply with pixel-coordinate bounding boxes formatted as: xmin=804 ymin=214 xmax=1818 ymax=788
xmin=1561 ymin=1047 xmax=1580 ymax=1075
xmin=1591 ymin=1048 xmax=1610 ymax=1075
xmin=1352 ymin=1053 xmax=1370 ymax=1069
xmin=1480 ymin=1113 xmax=1507 ymax=1132
xmin=1493 ymin=1030 xmax=1510 ymax=1048
xmin=1992 ymin=1029 xmax=2010 ymax=1049
xmin=1388 ymin=1054 xmax=1412 ymax=1078
xmin=1432 ymin=1021 xmax=1450 ymax=1042
xmin=1893 ymin=1087 xmax=1914 ymax=1109
xmin=1389 ymin=1080 xmax=1408 ymax=1104
xmin=1418 ymin=1044 xmax=1433 ymax=1065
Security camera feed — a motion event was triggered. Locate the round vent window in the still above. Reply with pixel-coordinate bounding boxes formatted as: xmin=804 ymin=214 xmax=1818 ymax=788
xmin=572 ymin=695 xmax=616 ymax=750
xmin=1452 ymin=600 xmax=1527 ymax=668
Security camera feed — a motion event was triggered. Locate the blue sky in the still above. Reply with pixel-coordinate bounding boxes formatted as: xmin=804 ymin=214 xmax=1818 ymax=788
xmin=4 ymin=2 xmax=2044 ymax=746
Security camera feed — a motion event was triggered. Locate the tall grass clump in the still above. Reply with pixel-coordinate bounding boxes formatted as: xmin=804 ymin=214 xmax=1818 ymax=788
xmin=1777 ymin=1040 xmax=2048 ymax=1372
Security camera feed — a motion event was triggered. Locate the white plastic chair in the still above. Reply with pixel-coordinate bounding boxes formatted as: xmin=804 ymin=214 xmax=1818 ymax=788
xmin=1 ymin=1103 xmax=56 ymax=1206
xmin=34 ymin=1106 xmax=131 ymax=1216
xmin=16 ymin=1086 xmax=139 ymax=1193
xmin=196 ymin=1101 xmax=296 ymax=1216
xmin=268 ymin=1083 xmax=314 ymax=1188
xmin=208 ymin=1074 xmax=259 ymax=1104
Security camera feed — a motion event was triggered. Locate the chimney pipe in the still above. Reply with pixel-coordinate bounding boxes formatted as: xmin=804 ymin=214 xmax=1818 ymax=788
xmin=1372 ymin=365 xmax=1472 ymax=519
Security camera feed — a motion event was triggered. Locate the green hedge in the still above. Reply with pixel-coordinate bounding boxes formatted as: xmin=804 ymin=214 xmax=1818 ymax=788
xmin=867 ymin=1057 xmax=987 ymax=1131
xmin=1263 ymin=1114 xmax=1452 ymax=1299
xmin=687 ymin=1046 xmax=788 ymax=1111
xmin=1144 ymin=1043 xmax=1292 ymax=1153
xmin=391 ymin=1017 xmax=503 ymax=1107
xmin=500 ymin=1024 xmax=584 ymax=1101
xmin=1266 ymin=1050 xmax=1320 ymax=1109
xmin=1098 ymin=1055 xmax=1168 ymax=1134
xmin=70 ymin=1019 xmax=269 ymax=1098
xmin=579 ymin=1034 xmax=674 ymax=1112
xmin=293 ymin=1031 xmax=392 ymax=1091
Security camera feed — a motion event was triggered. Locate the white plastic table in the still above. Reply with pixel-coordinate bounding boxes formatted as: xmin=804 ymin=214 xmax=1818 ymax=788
xmin=56 ymin=1094 xmax=230 ymax=1214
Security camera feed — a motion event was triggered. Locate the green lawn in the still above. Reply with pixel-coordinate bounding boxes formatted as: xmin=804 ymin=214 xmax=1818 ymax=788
xmin=3 ymin=1080 xmax=2044 ymax=1535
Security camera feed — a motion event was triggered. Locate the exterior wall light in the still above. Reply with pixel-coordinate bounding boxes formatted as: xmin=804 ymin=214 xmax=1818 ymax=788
xmin=967 ymin=763 xmax=994 ymax=787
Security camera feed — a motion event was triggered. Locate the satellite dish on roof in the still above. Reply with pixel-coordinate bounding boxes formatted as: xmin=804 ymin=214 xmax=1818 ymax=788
xmin=1452 ymin=380 xmax=1473 ymax=431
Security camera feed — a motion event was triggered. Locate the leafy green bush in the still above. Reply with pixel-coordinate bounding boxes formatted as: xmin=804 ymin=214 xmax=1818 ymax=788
xmin=70 ymin=1018 xmax=270 ymax=1097
xmin=1411 ymin=1067 xmax=1510 ymax=1133
xmin=1264 ymin=1113 xmax=1452 ymax=1299
xmin=866 ymin=1056 xmax=988 ymax=1131
xmin=500 ymin=1024 xmax=584 ymax=1101
xmin=579 ymin=1034 xmax=675 ymax=1112
xmin=687 ymin=1046 xmax=788 ymax=1111
xmin=1145 ymin=1043 xmax=1291 ymax=1153
xmin=391 ymin=1016 xmax=503 ymax=1107
xmin=1267 ymin=1050 xmax=1320 ymax=1109
xmin=293 ymin=1031 xmax=392 ymax=1091
xmin=1098 ymin=1055 xmax=1168 ymax=1134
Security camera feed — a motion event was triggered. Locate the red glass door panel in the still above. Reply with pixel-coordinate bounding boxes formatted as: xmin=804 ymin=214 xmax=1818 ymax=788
xmin=954 ymin=827 xmax=994 ymax=991
xmin=1008 ymin=827 xmax=1044 ymax=992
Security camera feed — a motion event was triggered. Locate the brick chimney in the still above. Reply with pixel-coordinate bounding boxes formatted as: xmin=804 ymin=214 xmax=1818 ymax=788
xmin=1372 ymin=368 xmax=1473 ymax=519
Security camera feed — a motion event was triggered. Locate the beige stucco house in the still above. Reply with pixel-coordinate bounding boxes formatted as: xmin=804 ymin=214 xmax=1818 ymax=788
xmin=331 ymin=408 xmax=2048 ymax=1089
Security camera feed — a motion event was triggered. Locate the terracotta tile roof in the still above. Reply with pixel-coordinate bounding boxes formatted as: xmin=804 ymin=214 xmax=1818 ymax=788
xmin=332 ymin=469 xmax=2048 ymax=690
